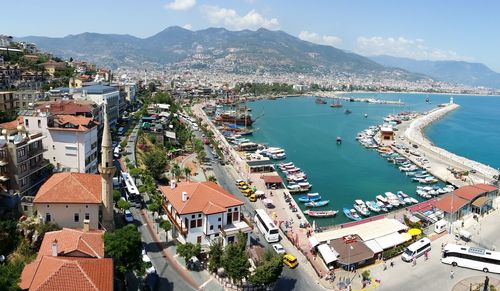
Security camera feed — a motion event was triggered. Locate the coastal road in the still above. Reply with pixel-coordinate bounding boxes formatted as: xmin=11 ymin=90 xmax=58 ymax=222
xmin=193 ymin=131 xmax=324 ymax=291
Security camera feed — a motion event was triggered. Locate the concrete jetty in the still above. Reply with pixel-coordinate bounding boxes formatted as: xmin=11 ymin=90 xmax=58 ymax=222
xmin=394 ymin=103 xmax=499 ymax=187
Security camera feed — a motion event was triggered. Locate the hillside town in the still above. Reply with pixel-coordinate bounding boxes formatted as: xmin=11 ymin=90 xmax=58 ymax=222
xmin=1 ymin=33 xmax=500 ymax=291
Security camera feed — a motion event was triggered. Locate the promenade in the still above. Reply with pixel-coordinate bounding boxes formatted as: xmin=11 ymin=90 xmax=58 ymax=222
xmin=394 ymin=103 xmax=499 ymax=187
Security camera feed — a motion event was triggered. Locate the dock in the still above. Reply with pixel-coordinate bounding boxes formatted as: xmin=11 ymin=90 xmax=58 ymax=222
xmin=391 ymin=103 xmax=499 ymax=187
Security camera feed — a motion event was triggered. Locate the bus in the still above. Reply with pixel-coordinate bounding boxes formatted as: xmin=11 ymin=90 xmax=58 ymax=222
xmin=441 ymin=244 xmax=500 ymax=273
xmin=254 ymin=209 xmax=280 ymax=243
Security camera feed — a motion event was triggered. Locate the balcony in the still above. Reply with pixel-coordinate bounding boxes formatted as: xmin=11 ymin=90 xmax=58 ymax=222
xmin=219 ymin=218 xmax=252 ymax=237
xmin=162 ymin=202 xmax=188 ymax=236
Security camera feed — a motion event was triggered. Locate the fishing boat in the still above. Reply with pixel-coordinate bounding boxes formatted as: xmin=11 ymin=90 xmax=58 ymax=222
xmin=305 ymin=200 xmax=329 ymax=207
xmin=353 ymin=200 xmax=371 ymax=216
xmin=364 ymin=114 xmax=368 ymax=118
xmin=298 ymin=182 xmax=312 ymax=191
xmin=287 ymin=184 xmax=307 ymax=193
xmin=345 ymin=109 xmax=352 ymax=114
xmin=343 ymin=208 xmax=362 ymax=221
xmin=416 ymin=189 xmax=431 ymax=199
xmin=336 ymin=136 xmax=342 ymax=144
xmin=304 ymin=209 xmax=338 ymax=217
xmin=298 ymin=193 xmax=321 ymax=202
xmin=365 ymin=200 xmax=381 ymax=213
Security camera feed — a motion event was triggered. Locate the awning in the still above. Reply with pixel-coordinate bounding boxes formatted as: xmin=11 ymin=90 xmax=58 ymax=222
xmin=318 ymin=244 xmax=338 ymax=265
xmin=374 ymin=232 xmax=406 ymax=249
xmin=400 ymin=233 xmax=412 ymax=242
xmin=364 ymin=239 xmax=383 ymax=254
xmin=308 ymin=236 xmax=320 ymax=249
xmin=408 ymin=228 xmax=422 ymax=236
xmin=472 ymin=196 xmax=489 ymax=208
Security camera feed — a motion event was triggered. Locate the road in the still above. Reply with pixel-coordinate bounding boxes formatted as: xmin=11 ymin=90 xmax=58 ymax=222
xmin=193 ymin=130 xmax=323 ymax=291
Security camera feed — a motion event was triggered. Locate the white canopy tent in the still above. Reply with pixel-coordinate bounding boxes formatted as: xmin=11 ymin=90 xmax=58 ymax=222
xmin=374 ymin=232 xmax=406 ymax=250
xmin=318 ymin=244 xmax=339 ymax=265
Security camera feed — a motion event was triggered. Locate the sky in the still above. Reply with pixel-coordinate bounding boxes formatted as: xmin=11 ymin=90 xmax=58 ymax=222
xmin=2 ymin=0 xmax=500 ymax=71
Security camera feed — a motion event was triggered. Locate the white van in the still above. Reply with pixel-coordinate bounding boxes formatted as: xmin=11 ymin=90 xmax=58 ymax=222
xmin=401 ymin=237 xmax=431 ymax=262
xmin=434 ymin=220 xmax=448 ymax=234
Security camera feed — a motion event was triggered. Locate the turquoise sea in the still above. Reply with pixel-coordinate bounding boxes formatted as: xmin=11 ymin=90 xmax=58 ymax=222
xmin=245 ymin=93 xmax=500 ymax=226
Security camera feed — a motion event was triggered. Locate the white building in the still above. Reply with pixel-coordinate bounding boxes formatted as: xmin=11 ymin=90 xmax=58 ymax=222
xmin=74 ymin=85 xmax=120 ymax=126
xmin=160 ymin=181 xmax=252 ymax=247
xmin=22 ymin=111 xmax=98 ymax=173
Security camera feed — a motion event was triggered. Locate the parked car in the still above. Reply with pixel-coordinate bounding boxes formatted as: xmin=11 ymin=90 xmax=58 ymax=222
xmin=124 ymin=209 xmax=134 ymax=223
xmin=272 ymin=243 xmax=286 ymax=255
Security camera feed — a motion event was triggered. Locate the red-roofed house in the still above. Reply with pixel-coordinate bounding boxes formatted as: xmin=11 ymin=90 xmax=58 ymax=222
xmin=20 ymin=228 xmax=112 ymax=291
xmin=34 ymin=172 xmax=102 ymax=229
xmin=434 ymin=184 xmax=498 ymax=221
xmin=160 ymin=181 xmax=252 ymax=246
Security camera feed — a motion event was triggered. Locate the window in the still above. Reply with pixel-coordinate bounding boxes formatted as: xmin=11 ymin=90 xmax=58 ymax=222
xmin=192 ymin=215 xmax=195 ymax=219
xmin=190 ymin=219 xmax=197 ymax=228
xmin=74 ymin=213 xmax=80 ymax=222
xmin=197 ymin=236 xmax=202 ymax=244
xmin=38 ymin=120 xmax=41 ymax=128
xmin=85 ymin=213 xmax=90 ymax=220
xmin=197 ymin=218 xmax=202 ymax=227
xmin=25 ymin=119 xmax=29 ymax=127
xmin=232 ymin=212 xmax=239 ymax=222
xmin=23 ymin=205 xmax=28 ymax=211
xmin=218 ymin=225 xmax=221 ymax=229
xmin=210 ymin=225 xmax=214 ymax=230
xmin=218 ymin=217 xmax=221 ymax=221
xmin=65 ymin=205 xmax=68 ymax=208
xmin=17 ymin=147 xmax=26 ymax=158
xmin=46 ymin=213 xmax=51 ymax=222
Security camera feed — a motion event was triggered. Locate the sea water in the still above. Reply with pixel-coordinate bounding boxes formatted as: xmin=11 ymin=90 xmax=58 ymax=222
xmin=246 ymin=93 xmax=500 ymax=225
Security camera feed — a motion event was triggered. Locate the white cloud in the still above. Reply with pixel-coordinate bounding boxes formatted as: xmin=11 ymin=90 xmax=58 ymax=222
xmin=182 ymin=24 xmax=193 ymax=30
xmin=165 ymin=0 xmax=196 ymax=11
xmin=356 ymin=36 xmax=472 ymax=61
xmin=202 ymin=5 xmax=280 ymax=30
xmin=298 ymin=31 xmax=343 ymax=47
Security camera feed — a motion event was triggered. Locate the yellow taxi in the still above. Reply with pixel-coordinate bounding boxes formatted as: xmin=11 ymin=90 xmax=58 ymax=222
xmin=242 ymin=188 xmax=254 ymax=197
xmin=239 ymin=184 xmax=249 ymax=190
xmin=283 ymin=254 xmax=298 ymax=268
xmin=249 ymin=193 xmax=257 ymax=202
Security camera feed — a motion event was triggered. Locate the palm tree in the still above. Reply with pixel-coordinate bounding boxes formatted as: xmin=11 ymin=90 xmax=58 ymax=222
xmin=184 ymin=167 xmax=192 ymax=182
xmin=171 ymin=162 xmax=181 ymax=182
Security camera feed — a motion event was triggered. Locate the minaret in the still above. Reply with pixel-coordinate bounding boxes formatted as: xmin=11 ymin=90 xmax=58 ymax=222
xmin=99 ymin=108 xmax=115 ymax=230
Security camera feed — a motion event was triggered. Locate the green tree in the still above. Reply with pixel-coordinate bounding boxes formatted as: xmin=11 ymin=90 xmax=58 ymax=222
xmin=0 ymin=220 xmax=21 ymax=255
xmin=222 ymin=241 xmax=250 ymax=283
xmin=208 ymin=175 xmax=217 ymax=182
xmin=113 ymin=190 xmax=122 ymax=203
xmin=117 ymin=199 xmax=130 ymax=211
xmin=159 ymin=220 xmax=172 ymax=233
xmin=0 ymin=259 xmax=24 ymax=291
xmin=171 ymin=162 xmax=181 ymax=181
xmin=183 ymin=167 xmax=192 ymax=181
xmin=104 ymin=225 xmax=144 ymax=277
xmin=176 ymin=242 xmax=201 ymax=264
xmin=144 ymin=149 xmax=167 ymax=179
xmin=249 ymin=251 xmax=283 ymax=287
xmin=129 ymin=167 xmax=142 ymax=179
xmin=208 ymin=238 xmax=224 ymax=273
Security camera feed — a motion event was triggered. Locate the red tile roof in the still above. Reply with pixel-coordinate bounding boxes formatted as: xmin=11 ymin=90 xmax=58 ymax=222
xmin=434 ymin=193 xmax=469 ymax=214
xmin=34 ymin=173 xmax=102 ymax=204
xmin=160 ymin=182 xmax=243 ymax=215
xmin=452 ymin=184 xmax=498 ymax=201
xmin=0 ymin=116 xmax=23 ymax=130
xmin=49 ymin=115 xmax=96 ymax=132
xmin=36 ymin=100 xmax=96 ymax=116
xmin=38 ymin=228 xmax=105 ymax=259
xmin=20 ymin=256 xmax=113 ymax=291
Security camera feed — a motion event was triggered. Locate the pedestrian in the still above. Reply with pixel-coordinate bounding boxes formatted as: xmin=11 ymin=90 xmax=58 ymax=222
xmin=390 ymin=259 xmax=394 ymax=268
xmin=450 ymin=270 xmax=454 ymax=279
xmin=383 ymin=261 xmax=387 ymax=271
xmin=424 ymin=251 xmax=429 ymax=261
xmin=412 ymin=257 xmax=417 ymax=267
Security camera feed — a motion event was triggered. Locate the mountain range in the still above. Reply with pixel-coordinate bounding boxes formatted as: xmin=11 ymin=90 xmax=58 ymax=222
xmin=17 ymin=27 xmax=425 ymax=81
xmin=369 ymin=55 xmax=500 ymax=89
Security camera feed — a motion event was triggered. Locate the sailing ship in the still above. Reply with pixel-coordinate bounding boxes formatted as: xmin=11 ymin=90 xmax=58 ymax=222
xmin=315 ymin=97 xmax=327 ymax=104
xmin=330 ymin=97 xmax=343 ymax=108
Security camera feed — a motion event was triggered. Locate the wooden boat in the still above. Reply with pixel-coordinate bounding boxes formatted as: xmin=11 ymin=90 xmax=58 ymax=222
xmin=304 ymin=209 xmax=338 ymax=217
xmin=305 ymin=200 xmax=329 ymax=207
xmin=343 ymin=208 xmax=362 ymax=221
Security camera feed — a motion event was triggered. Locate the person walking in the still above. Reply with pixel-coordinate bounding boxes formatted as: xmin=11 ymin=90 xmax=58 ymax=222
xmin=390 ymin=259 xmax=394 ymax=267
xmin=412 ymin=257 xmax=417 ymax=267
xmin=450 ymin=270 xmax=454 ymax=279
xmin=383 ymin=261 xmax=387 ymax=271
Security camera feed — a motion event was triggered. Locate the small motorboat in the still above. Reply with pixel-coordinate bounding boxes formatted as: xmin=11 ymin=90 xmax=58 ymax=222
xmin=343 ymin=208 xmax=362 ymax=221
xmin=298 ymin=193 xmax=321 ymax=202
xmin=305 ymin=200 xmax=330 ymax=207
xmin=353 ymin=199 xmax=371 ymax=216
xmin=376 ymin=201 xmax=388 ymax=212
xmin=304 ymin=209 xmax=338 ymax=217
xmin=366 ymin=200 xmax=381 ymax=212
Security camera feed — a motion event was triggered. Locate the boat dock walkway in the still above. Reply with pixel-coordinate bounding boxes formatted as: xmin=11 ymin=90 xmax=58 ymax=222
xmin=393 ymin=103 xmax=498 ymax=187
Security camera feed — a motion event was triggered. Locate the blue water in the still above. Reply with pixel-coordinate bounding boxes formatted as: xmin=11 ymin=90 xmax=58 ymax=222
xmin=245 ymin=93 xmax=500 ymax=225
